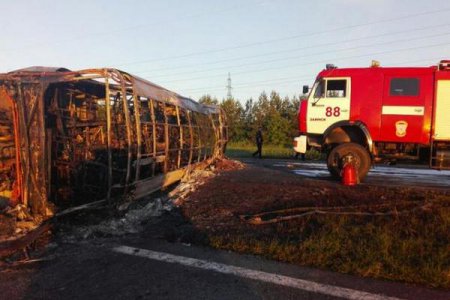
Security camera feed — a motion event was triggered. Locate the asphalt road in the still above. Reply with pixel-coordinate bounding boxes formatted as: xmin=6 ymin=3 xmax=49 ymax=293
xmin=1 ymin=237 xmax=448 ymax=300
xmin=1 ymin=159 xmax=449 ymax=299
xmin=243 ymin=158 xmax=450 ymax=189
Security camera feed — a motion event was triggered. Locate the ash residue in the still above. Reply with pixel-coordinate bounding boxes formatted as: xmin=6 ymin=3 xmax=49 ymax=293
xmin=63 ymin=197 xmax=173 ymax=241
xmin=57 ymin=159 xmax=238 ymax=243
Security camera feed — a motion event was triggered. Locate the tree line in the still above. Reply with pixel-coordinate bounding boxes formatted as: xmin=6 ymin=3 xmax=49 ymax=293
xmin=199 ymin=91 xmax=301 ymax=146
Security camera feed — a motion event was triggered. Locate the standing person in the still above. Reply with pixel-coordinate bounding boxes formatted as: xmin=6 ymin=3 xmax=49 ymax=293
xmin=294 ymin=151 xmax=306 ymax=161
xmin=252 ymin=127 xmax=263 ymax=158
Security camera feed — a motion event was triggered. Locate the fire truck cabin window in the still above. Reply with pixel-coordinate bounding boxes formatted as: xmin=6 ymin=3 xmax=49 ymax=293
xmin=390 ymin=78 xmax=419 ymax=96
xmin=326 ymin=79 xmax=347 ymax=98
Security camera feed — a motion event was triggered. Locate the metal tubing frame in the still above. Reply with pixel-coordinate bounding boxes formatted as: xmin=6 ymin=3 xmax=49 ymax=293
xmin=0 ymin=67 xmax=228 ymax=217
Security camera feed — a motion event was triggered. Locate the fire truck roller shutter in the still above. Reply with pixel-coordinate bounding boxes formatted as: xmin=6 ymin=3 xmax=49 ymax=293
xmin=434 ymin=80 xmax=450 ymax=140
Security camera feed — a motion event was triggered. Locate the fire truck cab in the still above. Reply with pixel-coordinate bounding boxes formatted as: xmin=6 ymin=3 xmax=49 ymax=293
xmin=294 ymin=60 xmax=450 ymax=180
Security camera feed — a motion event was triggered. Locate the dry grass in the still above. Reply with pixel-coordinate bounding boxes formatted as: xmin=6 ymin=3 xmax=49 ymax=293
xmin=182 ymin=163 xmax=450 ymax=289
xmin=208 ymin=202 xmax=450 ymax=288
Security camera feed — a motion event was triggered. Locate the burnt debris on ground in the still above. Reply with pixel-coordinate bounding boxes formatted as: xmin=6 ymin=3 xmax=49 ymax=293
xmin=59 ymin=158 xmax=242 ymax=243
xmin=1 ymin=157 xmax=448 ymax=289
xmin=0 ymin=159 xmax=236 ymax=263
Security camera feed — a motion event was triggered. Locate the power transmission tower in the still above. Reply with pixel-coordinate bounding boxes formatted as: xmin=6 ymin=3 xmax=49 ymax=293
xmin=226 ymin=72 xmax=233 ymax=99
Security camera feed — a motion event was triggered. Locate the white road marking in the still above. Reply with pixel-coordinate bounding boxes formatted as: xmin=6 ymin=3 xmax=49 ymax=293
xmin=113 ymin=245 xmax=403 ymax=300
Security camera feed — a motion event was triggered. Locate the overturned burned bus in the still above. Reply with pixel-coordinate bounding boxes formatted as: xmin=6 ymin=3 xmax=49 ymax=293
xmin=0 ymin=67 xmax=227 ymax=218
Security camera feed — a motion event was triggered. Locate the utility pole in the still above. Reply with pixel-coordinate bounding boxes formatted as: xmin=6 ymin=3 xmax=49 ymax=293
xmin=226 ymin=72 xmax=233 ymax=99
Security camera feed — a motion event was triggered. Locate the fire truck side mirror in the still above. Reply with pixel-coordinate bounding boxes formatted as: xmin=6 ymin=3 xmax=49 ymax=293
xmin=302 ymin=85 xmax=309 ymax=94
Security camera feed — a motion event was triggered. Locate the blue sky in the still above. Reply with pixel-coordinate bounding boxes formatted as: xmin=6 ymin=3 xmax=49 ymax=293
xmin=1 ymin=0 xmax=449 ymax=102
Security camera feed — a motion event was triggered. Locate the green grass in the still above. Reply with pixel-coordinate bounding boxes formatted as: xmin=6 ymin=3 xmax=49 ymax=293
xmin=226 ymin=141 xmax=323 ymax=159
xmin=208 ymin=200 xmax=450 ymax=289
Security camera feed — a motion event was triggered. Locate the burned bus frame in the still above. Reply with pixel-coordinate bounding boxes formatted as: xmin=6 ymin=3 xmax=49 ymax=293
xmin=0 ymin=67 xmax=227 ymax=218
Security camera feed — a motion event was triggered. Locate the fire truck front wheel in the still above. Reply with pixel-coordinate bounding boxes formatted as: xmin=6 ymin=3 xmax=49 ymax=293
xmin=326 ymin=143 xmax=371 ymax=181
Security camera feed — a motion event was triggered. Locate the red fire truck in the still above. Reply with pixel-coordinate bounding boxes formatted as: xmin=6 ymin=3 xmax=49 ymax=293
xmin=294 ymin=60 xmax=450 ymax=181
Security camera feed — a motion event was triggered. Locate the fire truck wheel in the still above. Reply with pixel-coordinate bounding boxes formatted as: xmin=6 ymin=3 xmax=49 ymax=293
xmin=326 ymin=153 xmax=341 ymax=178
xmin=327 ymin=143 xmax=371 ymax=181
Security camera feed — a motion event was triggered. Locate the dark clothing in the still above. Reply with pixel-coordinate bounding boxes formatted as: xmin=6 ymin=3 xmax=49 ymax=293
xmin=252 ymin=130 xmax=263 ymax=158
xmin=252 ymin=143 xmax=262 ymax=158
xmin=256 ymin=130 xmax=263 ymax=145
xmin=294 ymin=152 xmax=306 ymax=161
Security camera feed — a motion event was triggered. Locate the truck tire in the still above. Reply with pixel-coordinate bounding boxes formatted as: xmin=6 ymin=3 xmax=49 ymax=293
xmin=326 ymin=143 xmax=371 ymax=181
xmin=326 ymin=152 xmax=340 ymax=178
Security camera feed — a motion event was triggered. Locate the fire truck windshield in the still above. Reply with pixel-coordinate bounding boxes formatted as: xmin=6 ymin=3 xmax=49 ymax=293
xmin=311 ymin=79 xmax=325 ymax=105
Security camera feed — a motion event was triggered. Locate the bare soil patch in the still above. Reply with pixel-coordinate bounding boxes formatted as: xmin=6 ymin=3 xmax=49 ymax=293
xmin=178 ymin=159 xmax=450 ymax=289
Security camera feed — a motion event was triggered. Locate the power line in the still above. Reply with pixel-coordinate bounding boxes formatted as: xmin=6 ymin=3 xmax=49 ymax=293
xmin=114 ymin=7 xmax=450 ymax=67
xmin=0 ymin=1 xmax=265 ymax=53
xmin=134 ymin=22 xmax=450 ymax=74
xmin=160 ymin=41 xmax=450 ymax=84
xmin=183 ymin=75 xmax=315 ymax=93
xmin=180 ymin=57 xmax=445 ymax=96
xmin=151 ymin=31 xmax=450 ymax=80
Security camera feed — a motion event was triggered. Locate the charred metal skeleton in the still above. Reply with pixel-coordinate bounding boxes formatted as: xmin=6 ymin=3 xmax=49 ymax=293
xmin=0 ymin=67 xmax=227 ymax=219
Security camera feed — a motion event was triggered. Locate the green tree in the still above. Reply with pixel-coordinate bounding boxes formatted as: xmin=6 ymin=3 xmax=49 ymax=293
xmin=242 ymin=98 xmax=255 ymax=141
xmin=220 ymin=98 xmax=244 ymax=142
xmin=198 ymin=91 xmax=301 ymax=146
xmin=266 ymin=112 xmax=291 ymax=145
xmin=253 ymin=91 xmax=270 ymax=130
xmin=199 ymin=94 xmax=219 ymax=105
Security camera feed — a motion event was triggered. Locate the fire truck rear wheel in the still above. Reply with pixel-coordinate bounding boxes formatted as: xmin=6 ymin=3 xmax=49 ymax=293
xmin=326 ymin=143 xmax=371 ymax=181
